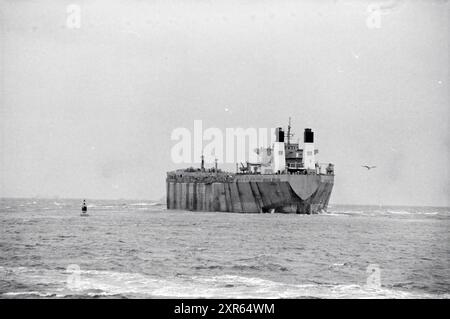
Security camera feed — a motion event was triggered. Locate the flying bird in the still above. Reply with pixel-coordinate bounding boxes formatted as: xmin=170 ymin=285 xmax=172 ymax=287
xmin=362 ymin=165 xmax=377 ymax=170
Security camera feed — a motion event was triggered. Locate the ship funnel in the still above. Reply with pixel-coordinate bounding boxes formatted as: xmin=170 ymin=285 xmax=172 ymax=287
xmin=275 ymin=127 xmax=285 ymax=143
xmin=272 ymin=127 xmax=286 ymax=173
xmin=304 ymin=128 xmax=314 ymax=143
xmin=303 ymin=128 xmax=316 ymax=170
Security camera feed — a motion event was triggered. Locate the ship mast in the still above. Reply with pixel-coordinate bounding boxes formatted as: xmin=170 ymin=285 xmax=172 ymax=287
xmin=287 ymin=117 xmax=294 ymax=146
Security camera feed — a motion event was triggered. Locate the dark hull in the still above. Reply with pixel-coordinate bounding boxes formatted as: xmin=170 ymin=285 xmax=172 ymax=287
xmin=166 ymin=174 xmax=334 ymax=214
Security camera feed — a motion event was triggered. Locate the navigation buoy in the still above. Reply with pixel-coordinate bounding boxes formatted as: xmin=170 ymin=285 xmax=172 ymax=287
xmin=81 ymin=200 xmax=89 ymax=217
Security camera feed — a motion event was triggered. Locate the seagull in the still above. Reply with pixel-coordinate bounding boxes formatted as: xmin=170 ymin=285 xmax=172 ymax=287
xmin=362 ymin=165 xmax=376 ymax=170
xmin=352 ymin=51 xmax=360 ymax=59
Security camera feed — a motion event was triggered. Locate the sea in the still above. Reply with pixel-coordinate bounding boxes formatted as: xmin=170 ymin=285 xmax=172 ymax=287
xmin=0 ymin=198 xmax=449 ymax=299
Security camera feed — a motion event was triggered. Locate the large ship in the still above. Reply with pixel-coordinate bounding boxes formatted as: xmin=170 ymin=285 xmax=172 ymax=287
xmin=166 ymin=119 xmax=334 ymax=214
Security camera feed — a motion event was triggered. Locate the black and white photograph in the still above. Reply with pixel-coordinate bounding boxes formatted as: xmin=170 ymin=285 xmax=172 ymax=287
xmin=0 ymin=0 xmax=449 ymax=306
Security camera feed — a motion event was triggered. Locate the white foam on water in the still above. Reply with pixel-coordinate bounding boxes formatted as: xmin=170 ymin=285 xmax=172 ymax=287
xmin=331 ymin=263 xmax=347 ymax=267
xmin=323 ymin=213 xmax=345 ymax=217
xmin=3 ymin=267 xmax=446 ymax=299
xmin=2 ymin=291 xmax=66 ymax=298
xmin=327 ymin=209 xmax=449 ymax=217
xmin=330 ymin=210 xmax=366 ymax=215
xmin=129 ymin=203 xmax=159 ymax=206
xmin=387 ymin=210 xmax=412 ymax=215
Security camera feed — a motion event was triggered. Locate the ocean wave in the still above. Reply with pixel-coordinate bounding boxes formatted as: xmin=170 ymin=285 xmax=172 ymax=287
xmin=128 ymin=203 xmax=160 ymax=206
xmin=2 ymin=291 xmax=63 ymax=298
xmin=2 ymin=267 xmax=447 ymax=299
xmin=387 ymin=210 xmax=412 ymax=215
xmin=323 ymin=213 xmax=345 ymax=217
xmin=84 ymin=204 xmax=127 ymax=209
xmin=327 ymin=209 xmax=448 ymax=217
xmin=328 ymin=210 xmax=366 ymax=215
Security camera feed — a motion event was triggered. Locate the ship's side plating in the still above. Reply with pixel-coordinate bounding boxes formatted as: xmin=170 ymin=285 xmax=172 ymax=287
xmin=166 ymin=173 xmax=334 ymax=214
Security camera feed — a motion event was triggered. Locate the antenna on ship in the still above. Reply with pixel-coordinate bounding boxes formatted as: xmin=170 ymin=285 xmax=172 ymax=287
xmin=201 ymin=154 xmax=205 ymax=172
xmin=287 ymin=117 xmax=294 ymax=145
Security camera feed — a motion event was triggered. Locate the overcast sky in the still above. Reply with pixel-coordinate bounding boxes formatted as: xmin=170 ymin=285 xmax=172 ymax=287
xmin=0 ymin=0 xmax=448 ymax=206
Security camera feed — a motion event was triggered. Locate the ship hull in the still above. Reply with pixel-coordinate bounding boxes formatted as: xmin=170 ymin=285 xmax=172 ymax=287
xmin=166 ymin=174 xmax=334 ymax=214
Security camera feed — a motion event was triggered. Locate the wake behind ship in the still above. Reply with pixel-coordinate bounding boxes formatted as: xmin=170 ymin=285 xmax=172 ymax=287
xmin=166 ymin=120 xmax=334 ymax=214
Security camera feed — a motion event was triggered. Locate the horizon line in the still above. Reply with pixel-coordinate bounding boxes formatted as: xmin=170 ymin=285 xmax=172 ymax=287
xmin=0 ymin=196 xmax=448 ymax=209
